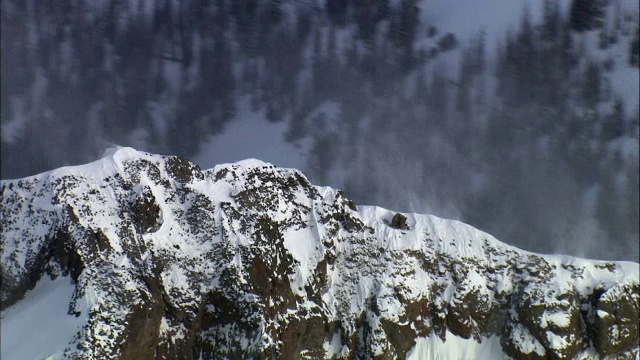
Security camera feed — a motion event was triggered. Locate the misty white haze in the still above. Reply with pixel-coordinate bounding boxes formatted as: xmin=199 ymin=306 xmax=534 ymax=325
xmin=1 ymin=0 xmax=639 ymax=262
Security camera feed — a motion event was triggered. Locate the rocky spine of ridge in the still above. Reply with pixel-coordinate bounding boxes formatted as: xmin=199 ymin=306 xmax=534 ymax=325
xmin=1 ymin=148 xmax=639 ymax=359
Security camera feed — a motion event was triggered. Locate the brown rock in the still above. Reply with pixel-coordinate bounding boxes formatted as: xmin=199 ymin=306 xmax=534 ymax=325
xmin=165 ymin=156 xmax=203 ymax=184
xmin=390 ymin=213 xmax=409 ymax=230
xmin=594 ymin=282 xmax=640 ymax=357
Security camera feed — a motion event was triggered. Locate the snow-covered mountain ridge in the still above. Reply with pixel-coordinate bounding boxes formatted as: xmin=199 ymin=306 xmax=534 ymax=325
xmin=1 ymin=147 xmax=638 ymax=359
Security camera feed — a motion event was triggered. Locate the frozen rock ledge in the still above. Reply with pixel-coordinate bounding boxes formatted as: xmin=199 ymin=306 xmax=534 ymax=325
xmin=1 ymin=147 xmax=638 ymax=359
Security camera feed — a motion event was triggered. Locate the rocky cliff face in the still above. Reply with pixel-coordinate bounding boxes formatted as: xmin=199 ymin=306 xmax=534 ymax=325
xmin=1 ymin=148 xmax=638 ymax=359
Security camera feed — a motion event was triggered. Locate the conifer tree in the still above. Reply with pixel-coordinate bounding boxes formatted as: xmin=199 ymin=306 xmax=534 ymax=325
xmin=542 ymin=0 xmax=561 ymax=42
xmin=569 ymin=0 xmax=605 ymax=32
xmin=428 ymin=69 xmax=447 ymax=120
xmin=602 ymin=97 xmax=625 ymax=141
xmin=455 ymin=52 xmax=472 ymax=117
xmin=582 ymin=61 xmax=602 ymax=113
xmin=630 ymin=26 xmax=640 ymax=67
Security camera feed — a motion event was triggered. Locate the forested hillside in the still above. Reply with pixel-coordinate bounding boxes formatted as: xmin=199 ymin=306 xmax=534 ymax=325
xmin=1 ymin=0 xmax=638 ymax=260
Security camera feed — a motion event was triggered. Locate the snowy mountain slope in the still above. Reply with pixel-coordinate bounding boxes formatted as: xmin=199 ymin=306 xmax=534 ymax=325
xmin=1 ymin=147 xmax=638 ymax=359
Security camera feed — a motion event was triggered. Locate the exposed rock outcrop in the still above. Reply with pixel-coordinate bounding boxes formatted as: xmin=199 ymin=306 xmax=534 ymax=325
xmin=1 ymin=148 xmax=638 ymax=359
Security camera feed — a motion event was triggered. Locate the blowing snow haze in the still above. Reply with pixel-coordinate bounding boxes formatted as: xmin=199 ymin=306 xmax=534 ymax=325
xmin=1 ymin=0 xmax=639 ymax=263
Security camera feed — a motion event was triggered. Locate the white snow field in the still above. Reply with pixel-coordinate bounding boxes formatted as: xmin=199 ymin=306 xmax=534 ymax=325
xmin=1 ymin=276 xmax=86 ymax=360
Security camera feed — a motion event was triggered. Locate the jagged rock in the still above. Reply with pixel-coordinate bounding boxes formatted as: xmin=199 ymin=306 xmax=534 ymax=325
xmin=165 ymin=156 xmax=204 ymax=184
xmin=131 ymin=186 xmax=162 ymax=234
xmin=1 ymin=148 xmax=638 ymax=359
xmin=594 ymin=282 xmax=640 ymax=356
xmin=380 ymin=318 xmax=417 ymax=358
xmin=346 ymin=199 xmax=357 ymax=212
xmin=390 ymin=213 xmax=410 ymax=230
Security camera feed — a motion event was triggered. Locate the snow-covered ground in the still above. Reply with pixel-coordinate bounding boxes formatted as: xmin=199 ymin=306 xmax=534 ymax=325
xmin=1 ymin=276 xmax=86 ymax=360
xmin=407 ymin=331 xmax=504 ymax=360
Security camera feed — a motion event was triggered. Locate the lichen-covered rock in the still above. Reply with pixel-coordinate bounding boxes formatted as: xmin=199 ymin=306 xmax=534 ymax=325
xmin=517 ymin=289 xmax=585 ymax=360
xmin=594 ymin=281 xmax=640 ymax=356
xmin=1 ymin=148 xmax=638 ymax=359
